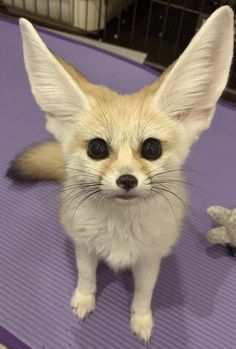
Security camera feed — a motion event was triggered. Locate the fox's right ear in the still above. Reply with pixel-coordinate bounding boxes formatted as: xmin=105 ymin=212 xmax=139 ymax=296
xmin=151 ymin=6 xmax=234 ymax=146
xmin=19 ymin=18 xmax=94 ymax=141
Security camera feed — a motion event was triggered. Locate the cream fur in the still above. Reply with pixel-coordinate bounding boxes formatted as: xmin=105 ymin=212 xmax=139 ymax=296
xmin=18 ymin=7 xmax=234 ymax=343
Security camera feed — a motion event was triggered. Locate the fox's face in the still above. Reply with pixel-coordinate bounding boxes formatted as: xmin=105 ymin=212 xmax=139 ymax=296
xmin=18 ymin=8 xmax=233 ymax=204
xmin=65 ymin=88 xmax=187 ymax=203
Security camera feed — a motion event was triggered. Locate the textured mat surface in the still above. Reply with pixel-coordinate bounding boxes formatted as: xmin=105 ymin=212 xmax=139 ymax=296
xmin=1 ymin=17 xmax=236 ymax=349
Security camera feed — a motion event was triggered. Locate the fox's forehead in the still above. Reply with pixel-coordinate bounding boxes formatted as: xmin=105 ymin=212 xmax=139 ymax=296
xmin=73 ymin=91 xmax=179 ymax=150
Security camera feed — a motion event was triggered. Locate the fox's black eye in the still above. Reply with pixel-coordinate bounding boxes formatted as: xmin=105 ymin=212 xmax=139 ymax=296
xmin=141 ymin=138 xmax=162 ymax=160
xmin=88 ymin=138 xmax=109 ymax=160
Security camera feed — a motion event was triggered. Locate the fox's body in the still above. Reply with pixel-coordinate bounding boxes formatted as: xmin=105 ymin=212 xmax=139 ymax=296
xmin=7 ymin=7 xmax=234 ymax=343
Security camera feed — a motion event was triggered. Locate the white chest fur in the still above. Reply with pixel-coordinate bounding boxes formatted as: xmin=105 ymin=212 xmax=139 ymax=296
xmin=60 ymin=186 xmax=186 ymax=270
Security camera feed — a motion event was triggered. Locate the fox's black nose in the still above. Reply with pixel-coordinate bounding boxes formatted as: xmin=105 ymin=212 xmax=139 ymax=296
xmin=116 ymin=174 xmax=138 ymax=191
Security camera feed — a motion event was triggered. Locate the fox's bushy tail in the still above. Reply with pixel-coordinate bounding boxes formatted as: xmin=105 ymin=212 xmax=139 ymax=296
xmin=6 ymin=141 xmax=64 ymax=183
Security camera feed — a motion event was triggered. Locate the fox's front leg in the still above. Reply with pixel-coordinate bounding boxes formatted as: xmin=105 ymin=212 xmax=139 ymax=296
xmin=131 ymin=254 xmax=161 ymax=343
xmin=71 ymin=245 xmax=98 ymax=320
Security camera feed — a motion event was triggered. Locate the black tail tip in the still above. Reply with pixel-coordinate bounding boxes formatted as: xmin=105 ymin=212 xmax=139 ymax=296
xmin=227 ymin=244 xmax=236 ymax=257
xmin=6 ymin=160 xmax=29 ymax=183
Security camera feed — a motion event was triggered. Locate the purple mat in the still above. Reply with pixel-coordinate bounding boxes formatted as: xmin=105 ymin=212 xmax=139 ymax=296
xmin=1 ymin=17 xmax=236 ymax=349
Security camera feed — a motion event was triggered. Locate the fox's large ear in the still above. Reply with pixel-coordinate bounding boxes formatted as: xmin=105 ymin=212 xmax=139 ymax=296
xmin=153 ymin=6 xmax=234 ymax=145
xmin=19 ymin=18 xmax=94 ymax=141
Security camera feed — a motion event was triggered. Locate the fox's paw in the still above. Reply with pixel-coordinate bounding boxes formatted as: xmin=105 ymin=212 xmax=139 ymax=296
xmin=130 ymin=311 xmax=153 ymax=344
xmin=71 ymin=288 xmax=95 ymax=321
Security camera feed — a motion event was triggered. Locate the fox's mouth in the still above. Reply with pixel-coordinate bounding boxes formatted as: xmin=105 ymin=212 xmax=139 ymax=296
xmin=113 ymin=194 xmax=139 ymax=202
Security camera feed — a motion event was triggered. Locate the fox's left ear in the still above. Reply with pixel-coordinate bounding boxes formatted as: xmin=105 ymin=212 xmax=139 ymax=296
xmin=153 ymin=6 xmax=234 ymax=145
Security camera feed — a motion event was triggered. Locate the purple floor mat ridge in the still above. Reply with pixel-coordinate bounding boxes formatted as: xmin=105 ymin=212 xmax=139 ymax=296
xmin=0 ymin=326 xmax=32 ymax=349
xmin=1 ymin=18 xmax=236 ymax=349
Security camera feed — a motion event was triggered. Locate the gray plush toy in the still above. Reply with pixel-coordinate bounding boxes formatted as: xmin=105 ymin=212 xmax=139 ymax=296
xmin=207 ymin=206 xmax=236 ymax=257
